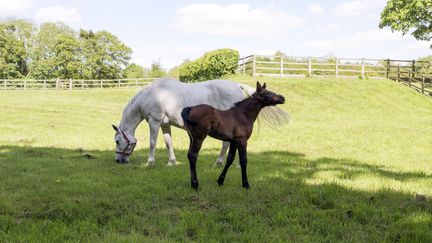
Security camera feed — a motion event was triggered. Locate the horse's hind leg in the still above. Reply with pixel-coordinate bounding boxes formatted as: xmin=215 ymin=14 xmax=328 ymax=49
xmin=217 ymin=142 xmax=237 ymax=186
xmin=146 ymin=118 xmax=162 ymax=166
xmin=187 ymin=134 xmax=205 ymax=190
xmin=162 ymin=124 xmax=177 ymax=166
xmin=214 ymin=141 xmax=229 ymax=166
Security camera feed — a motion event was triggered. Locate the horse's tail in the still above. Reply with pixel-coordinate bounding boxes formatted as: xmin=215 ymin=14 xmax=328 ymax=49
xmin=239 ymin=83 xmax=291 ymax=127
xmin=181 ymin=107 xmax=197 ymax=126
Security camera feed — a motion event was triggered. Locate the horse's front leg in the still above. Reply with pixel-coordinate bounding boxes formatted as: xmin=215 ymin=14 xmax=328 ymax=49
xmin=162 ymin=125 xmax=177 ymax=166
xmin=146 ymin=118 xmax=162 ymax=166
xmin=217 ymin=142 xmax=237 ymax=186
xmin=214 ymin=141 xmax=229 ymax=166
xmin=238 ymin=140 xmax=249 ymax=189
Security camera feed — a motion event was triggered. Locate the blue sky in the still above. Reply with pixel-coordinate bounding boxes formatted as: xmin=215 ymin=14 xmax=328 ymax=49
xmin=1 ymin=0 xmax=430 ymax=69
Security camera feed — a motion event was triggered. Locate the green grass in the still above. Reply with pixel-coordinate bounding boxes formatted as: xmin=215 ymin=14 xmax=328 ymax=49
xmin=0 ymin=76 xmax=432 ymax=242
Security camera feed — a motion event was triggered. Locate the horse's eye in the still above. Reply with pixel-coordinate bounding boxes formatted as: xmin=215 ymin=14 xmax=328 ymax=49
xmin=116 ymin=140 xmax=119 ymax=145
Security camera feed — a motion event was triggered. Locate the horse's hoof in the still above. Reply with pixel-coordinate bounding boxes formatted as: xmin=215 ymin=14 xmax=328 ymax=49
xmin=242 ymin=181 xmax=250 ymax=189
xmin=214 ymin=161 xmax=223 ymax=167
xmin=191 ymin=181 xmax=199 ymax=190
xmin=166 ymin=160 xmax=177 ymax=166
xmin=144 ymin=161 xmax=155 ymax=167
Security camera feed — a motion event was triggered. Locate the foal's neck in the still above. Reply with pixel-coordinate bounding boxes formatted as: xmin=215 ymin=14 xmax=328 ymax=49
xmin=234 ymin=98 xmax=264 ymax=123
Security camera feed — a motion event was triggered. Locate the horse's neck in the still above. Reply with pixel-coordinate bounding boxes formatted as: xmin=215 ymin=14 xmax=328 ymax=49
xmin=236 ymin=98 xmax=264 ymax=123
xmin=120 ymin=99 xmax=144 ymax=136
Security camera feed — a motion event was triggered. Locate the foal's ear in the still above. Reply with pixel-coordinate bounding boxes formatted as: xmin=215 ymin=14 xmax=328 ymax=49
xmin=256 ymin=81 xmax=262 ymax=91
xmin=112 ymin=124 xmax=119 ymax=132
xmin=262 ymin=82 xmax=266 ymax=89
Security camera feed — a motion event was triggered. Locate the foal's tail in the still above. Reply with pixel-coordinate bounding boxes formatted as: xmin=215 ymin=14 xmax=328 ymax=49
xmin=181 ymin=107 xmax=197 ymax=126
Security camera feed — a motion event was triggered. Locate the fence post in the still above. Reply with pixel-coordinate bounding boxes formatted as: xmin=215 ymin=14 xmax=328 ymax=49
xmin=335 ymin=57 xmax=339 ymax=78
xmin=56 ymin=78 xmax=59 ymax=90
xmin=397 ymin=65 xmax=400 ymax=82
xmin=386 ymin=59 xmax=390 ymax=79
xmin=69 ymin=78 xmax=72 ymax=91
xmin=242 ymin=57 xmax=245 ymax=74
xmin=3 ymin=80 xmax=6 ymax=90
xmin=135 ymin=79 xmax=138 ymax=87
xmin=252 ymin=55 xmax=256 ymax=77
xmin=118 ymin=79 xmax=121 ymax=88
xmin=422 ymin=76 xmax=425 ymax=94
xmin=361 ymin=58 xmax=365 ymax=79
xmin=408 ymin=71 xmax=412 ymax=87
xmin=412 ymin=60 xmax=416 ymax=80
xmin=81 ymin=80 xmax=84 ymax=90
xmin=24 ymin=80 xmax=27 ymax=90
xmin=280 ymin=55 xmax=284 ymax=77
xmin=308 ymin=57 xmax=312 ymax=77
xmin=43 ymin=80 xmax=46 ymax=89
xmin=100 ymin=80 xmax=103 ymax=88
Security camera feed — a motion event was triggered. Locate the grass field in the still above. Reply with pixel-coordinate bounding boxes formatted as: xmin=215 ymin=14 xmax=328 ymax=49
xmin=0 ymin=76 xmax=432 ymax=242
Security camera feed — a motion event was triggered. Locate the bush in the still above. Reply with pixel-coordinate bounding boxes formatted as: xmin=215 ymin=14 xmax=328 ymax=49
xmin=179 ymin=48 xmax=239 ymax=82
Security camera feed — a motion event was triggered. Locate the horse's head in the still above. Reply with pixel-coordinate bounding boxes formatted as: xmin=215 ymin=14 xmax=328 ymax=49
xmin=254 ymin=81 xmax=285 ymax=106
xmin=112 ymin=124 xmax=137 ymax=164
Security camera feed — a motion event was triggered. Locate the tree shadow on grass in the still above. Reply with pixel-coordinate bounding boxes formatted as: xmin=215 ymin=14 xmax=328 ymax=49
xmin=0 ymin=145 xmax=431 ymax=242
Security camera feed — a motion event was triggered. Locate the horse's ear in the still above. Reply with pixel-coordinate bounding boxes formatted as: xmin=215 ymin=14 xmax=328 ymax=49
xmin=112 ymin=124 xmax=119 ymax=132
xmin=256 ymin=81 xmax=262 ymax=91
xmin=262 ymin=83 xmax=266 ymax=89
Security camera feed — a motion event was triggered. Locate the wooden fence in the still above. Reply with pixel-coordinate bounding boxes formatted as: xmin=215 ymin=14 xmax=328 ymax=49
xmin=238 ymin=54 xmax=430 ymax=80
xmin=0 ymin=78 xmax=157 ymax=90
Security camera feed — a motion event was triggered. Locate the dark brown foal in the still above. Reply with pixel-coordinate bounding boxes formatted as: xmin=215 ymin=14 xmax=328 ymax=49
xmin=181 ymin=82 xmax=285 ymax=189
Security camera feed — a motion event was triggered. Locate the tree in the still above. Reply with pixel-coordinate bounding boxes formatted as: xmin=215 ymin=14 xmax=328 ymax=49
xmin=53 ymin=34 xmax=82 ymax=79
xmin=379 ymin=0 xmax=432 ymax=44
xmin=80 ymin=30 xmax=132 ymax=79
xmin=123 ymin=63 xmax=146 ymax=78
xmin=148 ymin=61 xmax=165 ymax=78
xmin=0 ymin=22 xmax=27 ymax=78
xmin=30 ymin=22 xmax=76 ymax=79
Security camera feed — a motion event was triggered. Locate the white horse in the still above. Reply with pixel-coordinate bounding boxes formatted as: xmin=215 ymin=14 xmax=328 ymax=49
xmin=113 ymin=77 xmax=289 ymax=166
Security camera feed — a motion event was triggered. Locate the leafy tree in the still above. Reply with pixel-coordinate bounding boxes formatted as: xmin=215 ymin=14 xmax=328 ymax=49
xmin=53 ymin=34 xmax=82 ymax=79
xmin=80 ymin=30 xmax=132 ymax=79
xmin=148 ymin=61 xmax=165 ymax=78
xmin=30 ymin=22 xmax=76 ymax=79
xmin=123 ymin=63 xmax=146 ymax=78
xmin=0 ymin=22 xmax=27 ymax=78
xmin=167 ymin=65 xmax=179 ymax=79
xmin=379 ymin=0 xmax=432 ymax=44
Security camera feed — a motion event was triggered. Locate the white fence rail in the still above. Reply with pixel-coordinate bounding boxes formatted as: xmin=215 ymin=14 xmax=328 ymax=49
xmin=238 ymin=54 xmax=429 ymax=79
xmin=0 ymin=78 xmax=158 ymax=90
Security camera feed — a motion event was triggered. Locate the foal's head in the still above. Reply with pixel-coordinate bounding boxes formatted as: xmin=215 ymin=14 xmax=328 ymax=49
xmin=112 ymin=124 xmax=137 ymax=164
xmin=253 ymin=81 xmax=285 ymax=106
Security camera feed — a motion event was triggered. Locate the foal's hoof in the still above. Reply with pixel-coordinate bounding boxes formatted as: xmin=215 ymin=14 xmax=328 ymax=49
xmin=191 ymin=181 xmax=199 ymax=190
xmin=242 ymin=181 xmax=250 ymax=189
xmin=217 ymin=178 xmax=224 ymax=186
xmin=144 ymin=161 xmax=155 ymax=167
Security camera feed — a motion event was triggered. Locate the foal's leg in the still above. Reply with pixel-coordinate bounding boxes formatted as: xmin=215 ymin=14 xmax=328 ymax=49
xmin=217 ymin=142 xmax=238 ymax=186
xmin=187 ymin=135 xmax=205 ymax=190
xmin=214 ymin=141 xmax=230 ymax=166
xmin=146 ymin=118 xmax=162 ymax=166
xmin=238 ymin=140 xmax=250 ymax=189
xmin=161 ymin=125 xmax=177 ymax=166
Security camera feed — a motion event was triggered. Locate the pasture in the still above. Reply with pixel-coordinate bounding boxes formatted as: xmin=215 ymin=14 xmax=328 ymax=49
xmin=0 ymin=76 xmax=431 ymax=242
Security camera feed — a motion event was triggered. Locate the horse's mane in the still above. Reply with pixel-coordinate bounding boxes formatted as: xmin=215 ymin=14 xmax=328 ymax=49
xmin=231 ymin=92 xmax=291 ymax=127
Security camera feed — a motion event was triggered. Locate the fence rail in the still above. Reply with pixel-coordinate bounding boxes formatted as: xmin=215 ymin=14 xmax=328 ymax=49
xmin=238 ymin=54 xmax=430 ymax=80
xmin=0 ymin=78 xmax=157 ymax=90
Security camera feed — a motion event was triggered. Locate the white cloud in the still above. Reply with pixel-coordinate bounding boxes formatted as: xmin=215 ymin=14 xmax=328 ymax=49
xmin=316 ymin=23 xmax=339 ymax=32
xmin=35 ymin=6 xmax=82 ymax=24
xmin=0 ymin=0 xmax=34 ymax=14
xmin=334 ymin=0 xmax=386 ymax=17
xmin=173 ymin=3 xmax=305 ymax=40
xmin=303 ymin=29 xmax=402 ymax=54
xmin=308 ymin=4 xmax=324 ymax=15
